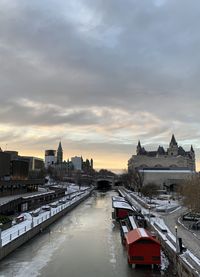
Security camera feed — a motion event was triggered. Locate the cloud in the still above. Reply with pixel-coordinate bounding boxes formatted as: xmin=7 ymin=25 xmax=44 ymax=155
xmin=0 ymin=0 xmax=200 ymax=169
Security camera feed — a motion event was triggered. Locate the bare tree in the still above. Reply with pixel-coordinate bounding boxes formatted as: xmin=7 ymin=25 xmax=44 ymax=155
xmin=119 ymin=169 xmax=133 ymax=189
xmin=131 ymin=170 xmax=144 ymax=195
xmin=141 ymin=182 xmax=159 ymax=202
xmin=179 ymin=175 xmax=200 ymax=213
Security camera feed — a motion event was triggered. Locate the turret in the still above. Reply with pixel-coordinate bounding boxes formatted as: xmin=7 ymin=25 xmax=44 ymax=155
xmin=157 ymin=146 xmax=165 ymax=156
xmin=57 ymin=141 xmax=63 ymax=164
xmin=169 ymin=134 xmax=178 ymax=147
xmin=136 ymin=140 xmax=142 ymax=155
xmin=168 ymin=134 xmax=178 ymax=156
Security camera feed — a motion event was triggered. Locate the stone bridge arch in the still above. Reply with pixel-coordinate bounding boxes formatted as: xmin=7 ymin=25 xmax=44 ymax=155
xmin=95 ymin=175 xmax=121 ymax=190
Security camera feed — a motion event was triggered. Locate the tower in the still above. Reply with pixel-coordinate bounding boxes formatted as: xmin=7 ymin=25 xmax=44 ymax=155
xmin=136 ymin=140 xmax=142 ymax=155
xmin=168 ymin=134 xmax=178 ymax=156
xmin=190 ymin=145 xmax=195 ymax=171
xmin=57 ymin=141 xmax=63 ymax=164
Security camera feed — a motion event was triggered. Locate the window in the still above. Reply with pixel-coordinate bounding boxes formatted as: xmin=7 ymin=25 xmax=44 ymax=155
xmin=152 ymin=256 xmax=160 ymax=261
xmin=132 ymin=256 xmax=144 ymax=261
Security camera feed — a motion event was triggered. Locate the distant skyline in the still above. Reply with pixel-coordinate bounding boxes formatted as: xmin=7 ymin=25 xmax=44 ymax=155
xmin=0 ymin=0 xmax=200 ymax=171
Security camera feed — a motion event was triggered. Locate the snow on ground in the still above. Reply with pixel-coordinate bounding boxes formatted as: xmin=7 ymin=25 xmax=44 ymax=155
xmin=129 ymin=190 xmax=179 ymax=213
xmin=1 ymin=188 xmax=92 ymax=247
xmin=161 ymin=250 xmax=169 ymax=271
xmin=120 ymin=188 xmax=200 ymax=274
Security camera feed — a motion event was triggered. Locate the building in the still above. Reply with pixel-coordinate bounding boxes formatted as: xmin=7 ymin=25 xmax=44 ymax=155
xmin=11 ymin=159 xmax=29 ymax=180
xmin=0 ymin=151 xmax=11 ymax=179
xmin=71 ymin=156 xmax=82 ymax=171
xmin=57 ymin=142 xmax=63 ymax=164
xmin=21 ymin=156 xmax=44 ymax=171
xmin=45 ymin=150 xmax=56 ymax=168
xmin=125 ymin=228 xmax=161 ymax=266
xmin=128 ymin=135 xmax=195 ymax=190
xmin=4 ymin=151 xmax=18 ymax=160
xmin=0 ymin=149 xmax=44 ymax=196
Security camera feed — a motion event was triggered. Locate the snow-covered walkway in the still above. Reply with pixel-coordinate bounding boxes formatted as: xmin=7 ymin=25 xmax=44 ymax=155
xmin=0 ymin=188 xmax=92 ymax=247
xmin=118 ymin=188 xmax=200 ymax=275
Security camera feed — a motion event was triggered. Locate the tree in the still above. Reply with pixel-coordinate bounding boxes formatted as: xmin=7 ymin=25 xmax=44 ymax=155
xmin=131 ymin=170 xmax=144 ymax=194
xmin=179 ymin=175 xmax=200 ymax=213
xmin=119 ymin=169 xmax=133 ymax=189
xmin=141 ymin=183 xmax=159 ymax=202
xmin=119 ymin=169 xmax=144 ymax=193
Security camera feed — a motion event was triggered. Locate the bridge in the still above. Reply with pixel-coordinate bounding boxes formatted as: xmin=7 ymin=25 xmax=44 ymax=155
xmin=94 ymin=175 xmax=122 ymax=190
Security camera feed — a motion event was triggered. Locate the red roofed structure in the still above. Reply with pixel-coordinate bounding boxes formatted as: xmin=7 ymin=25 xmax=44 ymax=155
xmin=125 ymin=228 xmax=161 ymax=266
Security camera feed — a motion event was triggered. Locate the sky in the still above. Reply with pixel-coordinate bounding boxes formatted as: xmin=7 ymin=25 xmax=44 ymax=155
xmin=0 ymin=0 xmax=200 ymax=172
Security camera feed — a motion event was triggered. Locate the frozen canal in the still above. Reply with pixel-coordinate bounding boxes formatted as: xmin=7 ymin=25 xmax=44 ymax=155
xmin=0 ymin=191 xmax=173 ymax=277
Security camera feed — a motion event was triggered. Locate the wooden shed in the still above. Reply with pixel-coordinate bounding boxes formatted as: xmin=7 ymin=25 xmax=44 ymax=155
xmin=112 ymin=201 xmax=134 ymax=220
xmin=125 ymin=228 xmax=161 ymax=266
xmin=112 ymin=196 xmax=127 ymax=203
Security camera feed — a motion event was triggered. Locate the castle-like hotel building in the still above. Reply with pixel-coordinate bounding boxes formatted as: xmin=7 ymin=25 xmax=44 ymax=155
xmin=128 ymin=135 xmax=195 ymax=190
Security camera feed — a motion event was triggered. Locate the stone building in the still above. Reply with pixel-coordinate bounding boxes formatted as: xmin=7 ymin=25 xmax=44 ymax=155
xmin=57 ymin=141 xmax=63 ymax=164
xmin=128 ymin=135 xmax=195 ymax=190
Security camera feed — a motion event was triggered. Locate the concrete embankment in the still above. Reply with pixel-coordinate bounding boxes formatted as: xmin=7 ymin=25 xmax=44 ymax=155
xmin=155 ymin=227 xmax=199 ymax=277
xmin=0 ymin=189 xmax=93 ymax=261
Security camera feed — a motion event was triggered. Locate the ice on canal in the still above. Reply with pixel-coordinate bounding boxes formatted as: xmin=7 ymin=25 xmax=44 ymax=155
xmin=0 ymin=191 xmax=173 ymax=277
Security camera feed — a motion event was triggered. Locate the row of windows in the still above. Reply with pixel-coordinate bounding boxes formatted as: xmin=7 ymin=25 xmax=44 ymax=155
xmin=131 ymin=256 xmax=160 ymax=261
xmin=139 ymin=164 xmax=178 ymax=168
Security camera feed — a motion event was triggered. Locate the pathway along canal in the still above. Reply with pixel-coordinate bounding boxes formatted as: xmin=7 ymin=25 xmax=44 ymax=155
xmin=0 ymin=191 xmax=174 ymax=277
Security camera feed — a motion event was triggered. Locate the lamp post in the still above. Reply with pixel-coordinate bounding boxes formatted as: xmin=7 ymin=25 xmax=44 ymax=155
xmin=148 ymin=207 xmax=151 ymax=223
xmin=31 ymin=216 xmax=34 ymax=228
xmin=0 ymin=222 xmax=3 ymax=247
xmin=175 ymin=225 xmax=178 ymax=253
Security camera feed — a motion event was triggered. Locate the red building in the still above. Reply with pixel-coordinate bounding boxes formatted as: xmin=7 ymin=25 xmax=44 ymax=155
xmin=112 ymin=201 xmax=134 ymax=220
xmin=125 ymin=228 xmax=161 ymax=266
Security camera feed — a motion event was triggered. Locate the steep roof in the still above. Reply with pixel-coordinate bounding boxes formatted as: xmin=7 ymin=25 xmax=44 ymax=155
xmin=57 ymin=141 xmax=63 ymax=151
xmin=125 ymin=228 xmax=160 ymax=245
xmin=178 ymin=146 xmax=186 ymax=156
xmin=157 ymin=146 xmax=165 ymax=155
xmin=170 ymin=134 xmax=178 ymax=146
xmin=137 ymin=140 xmax=141 ymax=148
xmin=147 ymin=151 xmax=157 ymax=157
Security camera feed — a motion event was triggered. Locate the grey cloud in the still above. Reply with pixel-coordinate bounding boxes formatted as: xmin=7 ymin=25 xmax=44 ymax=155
xmin=0 ymin=0 xmax=200 ymax=166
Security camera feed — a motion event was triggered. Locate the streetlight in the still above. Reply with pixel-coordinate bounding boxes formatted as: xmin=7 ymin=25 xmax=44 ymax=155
xmin=31 ymin=215 xmax=34 ymax=228
xmin=175 ymin=225 xmax=178 ymax=253
xmin=0 ymin=222 xmax=3 ymax=247
xmin=148 ymin=207 xmax=151 ymax=223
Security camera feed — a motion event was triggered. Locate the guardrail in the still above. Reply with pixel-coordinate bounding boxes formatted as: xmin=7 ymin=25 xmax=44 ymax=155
xmin=0 ymin=190 xmax=91 ymax=247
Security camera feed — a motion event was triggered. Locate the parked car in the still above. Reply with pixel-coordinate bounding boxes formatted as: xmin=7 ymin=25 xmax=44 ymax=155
xmin=16 ymin=215 xmax=25 ymax=224
xmin=42 ymin=205 xmax=51 ymax=211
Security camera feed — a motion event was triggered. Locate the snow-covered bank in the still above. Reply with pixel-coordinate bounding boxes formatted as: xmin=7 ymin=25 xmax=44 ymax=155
xmin=0 ymin=186 xmax=94 ymax=260
xmin=118 ymin=188 xmax=200 ymax=277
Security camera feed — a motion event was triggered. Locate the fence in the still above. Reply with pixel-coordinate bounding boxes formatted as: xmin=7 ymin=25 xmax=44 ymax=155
xmin=0 ymin=190 xmax=90 ymax=247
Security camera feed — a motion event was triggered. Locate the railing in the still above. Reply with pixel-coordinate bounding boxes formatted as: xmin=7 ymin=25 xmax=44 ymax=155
xmin=0 ymin=189 xmax=91 ymax=247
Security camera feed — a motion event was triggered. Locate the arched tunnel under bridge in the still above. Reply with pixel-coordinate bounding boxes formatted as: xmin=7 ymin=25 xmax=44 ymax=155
xmin=96 ymin=180 xmax=112 ymax=190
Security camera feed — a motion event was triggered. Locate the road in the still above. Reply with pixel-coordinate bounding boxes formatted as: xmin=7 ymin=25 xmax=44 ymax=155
xmin=163 ymin=207 xmax=200 ymax=259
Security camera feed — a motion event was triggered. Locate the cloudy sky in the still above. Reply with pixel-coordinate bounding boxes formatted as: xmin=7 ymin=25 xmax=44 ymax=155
xmin=0 ymin=0 xmax=200 ymax=171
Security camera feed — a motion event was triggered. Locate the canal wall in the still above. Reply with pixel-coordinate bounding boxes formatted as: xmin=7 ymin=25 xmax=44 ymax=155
xmin=0 ymin=189 xmax=93 ymax=261
xmin=154 ymin=227 xmax=199 ymax=277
